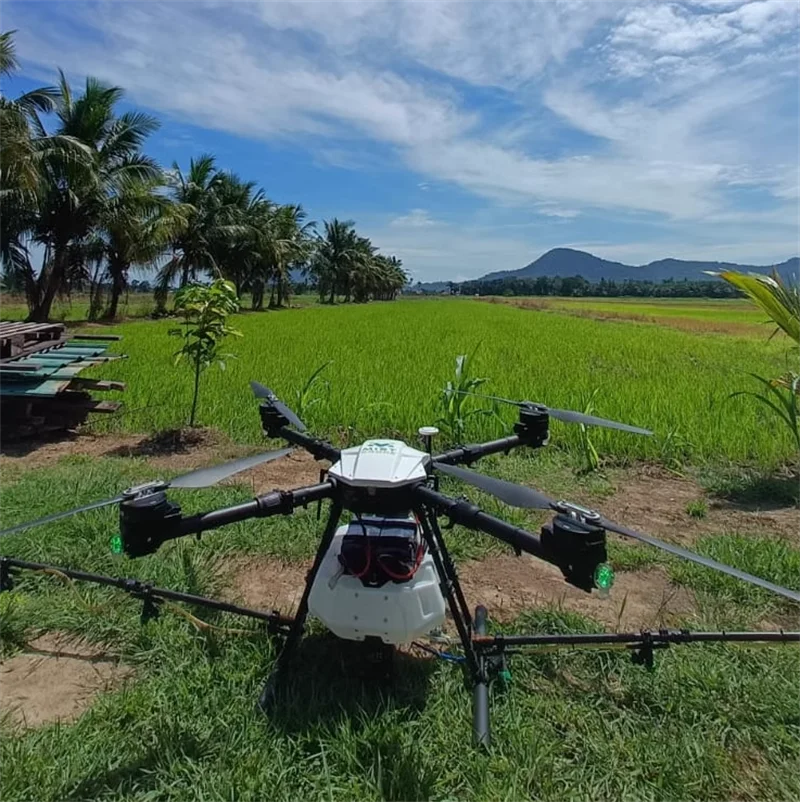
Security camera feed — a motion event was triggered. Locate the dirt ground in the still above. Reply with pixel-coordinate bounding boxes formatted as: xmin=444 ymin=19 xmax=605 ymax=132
xmin=0 ymin=427 xmax=328 ymax=491
xmin=0 ymin=632 xmax=134 ymax=730
xmin=600 ymin=464 xmax=799 ymax=545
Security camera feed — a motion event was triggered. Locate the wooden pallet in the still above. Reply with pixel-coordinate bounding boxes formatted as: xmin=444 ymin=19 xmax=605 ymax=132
xmin=0 ymin=322 xmax=67 ymax=361
xmin=0 ymin=322 xmax=126 ymax=440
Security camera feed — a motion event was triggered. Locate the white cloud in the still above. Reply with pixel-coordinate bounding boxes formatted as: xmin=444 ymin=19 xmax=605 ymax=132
xmin=363 ymin=215 xmax=539 ymax=282
xmin=4 ymin=0 xmax=798 ymax=279
xmin=612 ymin=0 xmax=798 ymax=55
xmin=390 ymin=209 xmax=437 ymax=228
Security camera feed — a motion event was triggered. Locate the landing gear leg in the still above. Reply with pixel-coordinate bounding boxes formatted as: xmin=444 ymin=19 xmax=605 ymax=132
xmin=258 ymin=501 xmax=343 ymax=713
xmin=472 ymin=604 xmax=491 ymax=749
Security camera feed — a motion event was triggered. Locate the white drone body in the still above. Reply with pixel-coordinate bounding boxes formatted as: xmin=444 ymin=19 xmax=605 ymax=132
xmin=308 ymin=439 xmax=447 ymax=645
xmin=326 ymin=438 xmax=429 ymax=488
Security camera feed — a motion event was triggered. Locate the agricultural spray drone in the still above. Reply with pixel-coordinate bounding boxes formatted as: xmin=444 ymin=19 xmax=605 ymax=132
xmin=1 ymin=383 xmax=798 ymax=747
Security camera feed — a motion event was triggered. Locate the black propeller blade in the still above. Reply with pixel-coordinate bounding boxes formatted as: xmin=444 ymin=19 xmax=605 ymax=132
xmin=250 ymin=381 xmax=307 ymax=432
xmin=434 ymin=463 xmax=800 ymax=604
xmin=433 ymin=462 xmax=556 ymax=510
xmin=0 ymin=496 xmax=125 ymax=539
xmin=0 ymin=447 xmax=292 ymax=539
xmin=168 ymin=448 xmax=292 ymax=488
xmin=456 ymin=391 xmax=652 ymax=436
xmin=595 ymin=516 xmax=800 ymax=604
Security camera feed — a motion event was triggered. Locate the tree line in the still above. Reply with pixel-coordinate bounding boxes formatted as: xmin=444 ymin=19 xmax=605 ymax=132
xmin=0 ymin=31 xmax=408 ymax=322
xmin=454 ymin=275 xmax=743 ymax=299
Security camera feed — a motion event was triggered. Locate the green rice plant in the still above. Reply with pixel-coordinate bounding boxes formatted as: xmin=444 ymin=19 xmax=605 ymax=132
xmin=78 ymin=298 xmax=797 ymax=467
xmin=576 ymin=387 xmax=600 ymax=473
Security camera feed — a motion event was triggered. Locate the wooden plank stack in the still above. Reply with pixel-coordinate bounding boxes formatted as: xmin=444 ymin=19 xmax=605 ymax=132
xmin=0 ymin=322 xmax=127 ymax=440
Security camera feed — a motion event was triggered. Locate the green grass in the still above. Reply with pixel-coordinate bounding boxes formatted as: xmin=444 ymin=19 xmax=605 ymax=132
xmin=0 ymin=293 xmax=325 ymax=323
xmin=1 ymin=455 xmax=799 ymax=801
xmin=79 ymin=298 xmax=795 ymax=468
xmin=0 ymin=293 xmax=160 ymax=323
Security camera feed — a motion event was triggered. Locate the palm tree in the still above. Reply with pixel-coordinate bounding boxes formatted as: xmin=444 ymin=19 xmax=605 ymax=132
xmin=264 ymin=204 xmax=314 ymax=308
xmin=0 ymin=29 xmax=16 ymax=75
xmin=156 ymin=154 xmax=223 ymax=304
xmin=26 ymin=73 xmax=160 ymax=321
xmin=309 ymin=218 xmax=361 ymax=304
xmin=96 ymin=178 xmax=183 ymax=319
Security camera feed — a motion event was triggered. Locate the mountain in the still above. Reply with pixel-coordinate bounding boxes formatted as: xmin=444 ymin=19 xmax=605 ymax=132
xmin=474 ymin=248 xmax=799 ymax=285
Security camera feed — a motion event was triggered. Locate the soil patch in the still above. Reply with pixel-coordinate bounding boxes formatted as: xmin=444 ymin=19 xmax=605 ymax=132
xmin=600 ymin=465 xmax=799 ymax=545
xmin=0 ymin=632 xmax=134 ymax=730
xmin=220 ymin=554 xmax=697 ymax=632
xmin=220 ymin=450 xmax=328 ymax=496
xmin=0 ymin=428 xmax=233 ymax=474
xmin=0 ymin=429 xmax=328 ymax=492
xmin=458 ymin=555 xmax=696 ymax=630
xmin=222 ymin=556 xmax=308 ymax=616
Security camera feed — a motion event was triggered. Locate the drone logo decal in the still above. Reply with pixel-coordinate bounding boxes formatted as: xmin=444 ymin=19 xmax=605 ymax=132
xmin=362 ymin=441 xmax=397 ymax=454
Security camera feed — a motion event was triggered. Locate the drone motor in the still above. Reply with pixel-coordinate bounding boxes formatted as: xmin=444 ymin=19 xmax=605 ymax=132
xmin=540 ymin=513 xmax=608 ymax=593
xmin=119 ymin=488 xmax=182 ymax=558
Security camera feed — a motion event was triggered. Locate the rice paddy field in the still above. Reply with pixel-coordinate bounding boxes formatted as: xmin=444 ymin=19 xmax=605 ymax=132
xmin=1 ymin=296 xmax=799 ymax=801
xmin=77 ymin=297 xmax=797 ymax=467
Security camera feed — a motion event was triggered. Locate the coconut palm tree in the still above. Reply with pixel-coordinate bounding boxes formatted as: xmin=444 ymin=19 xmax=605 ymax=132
xmin=309 ymin=218 xmax=362 ymax=304
xmin=95 ymin=177 xmax=184 ymax=319
xmin=156 ymin=154 xmax=223 ymax=303
xmin=25 ymin=73 xmax=161 ymax=321
xmin=263 ymin=203 xmax=314 ymax=308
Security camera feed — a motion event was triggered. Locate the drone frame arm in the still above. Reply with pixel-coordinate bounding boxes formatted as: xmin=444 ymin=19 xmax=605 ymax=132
xmin=275 ymin=426 xmax=341 ymax=464
xmin=413 ymin=484 xmax=548 ymax=561
xmin=120 ymin=481 xmax=336 ymax=557
xmin=177 ymin=480 xmax=335 ymax=537
xmin=472 ymin=628 xmax=800 ymax=669
xmin=474 ymin=629 xmax=800 ymax=648
xmin=432 ymin=434 xmax=526 ymax=467
xmin=0 ymin=555 xmax=294 ymax=632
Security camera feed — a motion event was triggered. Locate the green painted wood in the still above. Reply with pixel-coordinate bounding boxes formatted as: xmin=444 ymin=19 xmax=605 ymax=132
xmin=0 ymin=380 xmax=72 ymax=397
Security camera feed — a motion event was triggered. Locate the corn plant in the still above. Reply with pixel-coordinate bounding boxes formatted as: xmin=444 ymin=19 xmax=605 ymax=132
xmin=436 ymin=347 xmax=493 ymax=444
xmin=294 ymin=360 xmax=333 ymax=423
xmin=710 ymin=269 xmax=800 ymax=453
xmin=731 ymin=374 xmax=800 ymax=452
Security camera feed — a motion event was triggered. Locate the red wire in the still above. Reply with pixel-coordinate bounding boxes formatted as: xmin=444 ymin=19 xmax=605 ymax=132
xmin=342 ymin=518 xmax=425 ymax=582
xmin=378 ymin=543 xmax=425 ymax=582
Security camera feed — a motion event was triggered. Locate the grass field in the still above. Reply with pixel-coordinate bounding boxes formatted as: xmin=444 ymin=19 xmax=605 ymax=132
xmin=1 ymin=296 xmax=799 ymax=801
xmin=75 ymin=297 xmax=796 ymax=468
xmin=485 ymin=296 xmax=776 ymax=338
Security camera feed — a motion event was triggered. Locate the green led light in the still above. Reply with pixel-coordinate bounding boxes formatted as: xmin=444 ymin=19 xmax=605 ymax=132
xmin=110 ymin=534 xmax=123 ymax=555
xmin=594 ymin=562 xmax=615 ymax=592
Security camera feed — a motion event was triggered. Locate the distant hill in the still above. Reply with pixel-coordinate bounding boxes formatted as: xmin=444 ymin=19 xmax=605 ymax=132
xmin=474 ymin=248 xmax=799 ymax=285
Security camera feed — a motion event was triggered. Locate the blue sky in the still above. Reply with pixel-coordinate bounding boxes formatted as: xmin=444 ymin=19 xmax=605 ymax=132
xmin=4 ymin=0 xmax=799 ymax=282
